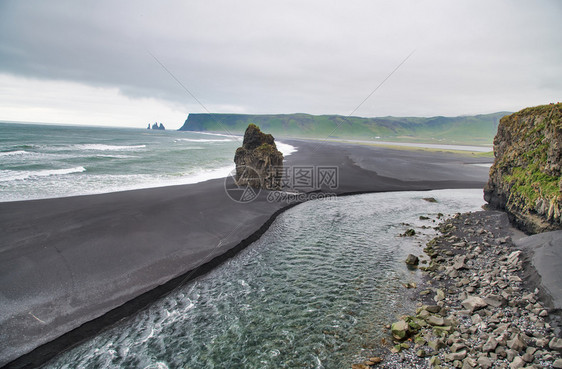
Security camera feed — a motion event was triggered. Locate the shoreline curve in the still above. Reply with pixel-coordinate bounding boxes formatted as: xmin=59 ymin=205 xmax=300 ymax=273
xmin=0 ymin=139 xmax=494 ymax=368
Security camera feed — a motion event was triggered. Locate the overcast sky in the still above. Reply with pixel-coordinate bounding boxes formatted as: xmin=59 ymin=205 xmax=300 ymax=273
xmin=0 ymin=0 xmax=561 ymax=129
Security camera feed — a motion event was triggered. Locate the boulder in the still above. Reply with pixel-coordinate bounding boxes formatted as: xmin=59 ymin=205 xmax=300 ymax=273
xmin=403 ymin=229 xmax=416 ymax=237
xmin=391 ymin=319 xmax=410 ymax=340
xmin=434 ymin=289 xmax=445 ymax=302
xmin=483 ymin=294 xmax=507 ymax=308
xmin=461 ymin=296 xmax=488 ymax=312
xmin=445 ymin=350 xmax=467 ymax=361
xmin=509 ymin=356 xmax=525 ymax=369
xmin=507 ymin=251 xmax=522 ymax=267
xmin=508 ymin=334 xmax=527 ymax=352
xmin=482 ymin=336 xmax=498 ymax=352
xmin=453 ymin=255 xmax=468 ymax=270
xmin=550 ymin=337 xmax=562 ymax=351
xmin=351 ymin=365 xmax=369 ymax=369
xmin=405 ymin=254 xmax=419 ymax=265
xmin=426 ymin=315 xmax=445 ymax=326
xmin=477 ymin=356 xmax=493 ymax=369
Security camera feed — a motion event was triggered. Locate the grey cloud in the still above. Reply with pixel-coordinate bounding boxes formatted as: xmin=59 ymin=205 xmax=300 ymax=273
xmin=1 ymin=0 xmax=561 ymax=117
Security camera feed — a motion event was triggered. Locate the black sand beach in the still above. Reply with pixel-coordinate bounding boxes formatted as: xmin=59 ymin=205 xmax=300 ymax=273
xmin=0 ymin=140 xmax=493 ymax=368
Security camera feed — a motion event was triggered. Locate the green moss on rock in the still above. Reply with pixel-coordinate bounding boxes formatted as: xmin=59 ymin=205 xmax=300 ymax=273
xmin=484 ymin=103 xmax=562 ymax=233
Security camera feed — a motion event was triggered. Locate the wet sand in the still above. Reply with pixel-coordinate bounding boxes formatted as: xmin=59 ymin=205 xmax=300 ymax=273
xmin=0 ymin=139 xmax=492 ymax=368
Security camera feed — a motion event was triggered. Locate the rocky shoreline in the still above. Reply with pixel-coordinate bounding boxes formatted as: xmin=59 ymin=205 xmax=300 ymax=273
xmin=353 ymin=210 xmax=562 ymax=369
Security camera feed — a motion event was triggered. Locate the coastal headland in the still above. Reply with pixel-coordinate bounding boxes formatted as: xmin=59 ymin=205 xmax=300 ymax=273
xmin=0 ymin=139 xmax=492 ymax=368
xmin=362 ymin=104 xmax=562 ymax=369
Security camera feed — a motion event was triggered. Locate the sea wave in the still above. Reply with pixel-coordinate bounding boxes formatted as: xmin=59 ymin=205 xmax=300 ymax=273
xmin=0 ymin=150 xmax=33 ymax=157
xmin=188 ymin=131 xmax=242 ymax=139
xmin=0 ymin=165 xmax=233 ymax=201
xmin=95 ymin=154 xmax=138 ymax=159
xmin=178 ymin=165 xmax=234 ymax=184
xmin=174 ymin=138 xmax=236 ymax=143
xmin=276 ymin=142 xmax=297 ymax=157
xmin=0 ymin=166 xmax=86 ymax=182
xmin=73 ymin=144 xmax=147 ymax=151
xmin=36 ymin=144 xmax=147 ymax=152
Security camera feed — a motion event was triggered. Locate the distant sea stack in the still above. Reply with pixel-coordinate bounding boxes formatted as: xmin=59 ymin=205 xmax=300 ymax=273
xmin=234 ymin=124 xmax=283 ymax=190
xmin=148 ymin=122 xmax=165 ymax=130
xmin=484 ymin=103 xmax=562 ymax=233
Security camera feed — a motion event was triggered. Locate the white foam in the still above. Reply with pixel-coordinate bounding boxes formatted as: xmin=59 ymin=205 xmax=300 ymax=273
xmin=0 ymin=150 xmax=32 ymax=157
xmin=177 ymin=165 xmax=235 ymax=184
xmin=95 ymin=154 xmax=137 ymax=159
xmin=174 ymin=138 xmax=235 ymax=143
xmin=0 ymin=139 xmax=295 ymax=201
xmin=74 ymin=144 xmax=146 ymax=151
xmin=0 ymin=166 xmax=86 ymax=182
xmin=276 ymin=141 xmax=297 ymax=157
xmin=188 ymin=131 xmax=241 ymax=139
xmin=39 ymin=144 xmax=146 ymax=152
xmin=142 ymin=363 xmax=168 ymax=369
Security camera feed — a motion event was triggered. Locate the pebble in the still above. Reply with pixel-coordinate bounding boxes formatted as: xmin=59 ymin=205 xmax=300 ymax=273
xmin=550 ymin=337 xmax=562 ymax=351
xmin=461 ymin=296 xmax=487 ymax=312
xmin=477 ymin=355 xmax=493 ymax=368
xmin=362 ymin=212 xmax=562 ymax=369
xmin=483 ymin=336 xmax=498 ymax=352
xmin=509 ymin=356 xmax=525 ymax=369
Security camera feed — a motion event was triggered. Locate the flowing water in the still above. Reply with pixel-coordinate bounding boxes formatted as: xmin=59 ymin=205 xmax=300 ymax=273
xmin=43 ymin=189 xmax=485 ymax=369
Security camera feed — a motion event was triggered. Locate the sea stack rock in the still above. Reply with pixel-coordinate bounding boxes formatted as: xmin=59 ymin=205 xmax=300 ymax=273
xmin=150 ymin=122 xmax=165 ymax=130
xmin=484 ymin=103 xmax=561 ymax=233
xmin=234 ymin=124 xmax=283 ymax=190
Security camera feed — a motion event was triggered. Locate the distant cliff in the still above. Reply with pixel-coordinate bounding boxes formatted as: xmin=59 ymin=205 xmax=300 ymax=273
xmin=484 ymin=103 xmax=562 ymax=234
xmin=179 ymin=112 xmax=508 ymax=145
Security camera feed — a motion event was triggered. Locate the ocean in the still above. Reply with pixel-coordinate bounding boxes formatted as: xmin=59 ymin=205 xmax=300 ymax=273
xmin=0 ymin=122 xmax=295 ymax=202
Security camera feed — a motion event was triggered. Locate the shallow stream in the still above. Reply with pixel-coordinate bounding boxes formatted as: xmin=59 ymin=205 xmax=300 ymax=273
xmin=44 ymin=189 xmax=485 ymax=369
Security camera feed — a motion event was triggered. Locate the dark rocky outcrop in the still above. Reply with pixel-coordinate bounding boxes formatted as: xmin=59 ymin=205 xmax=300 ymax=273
xmin=149 ymin=122 xmax=165 ymax=130
xmin=233 ymin=124 xmax=283 ymax=190
xmin=484 ymin=103 xmax=561 ymax=233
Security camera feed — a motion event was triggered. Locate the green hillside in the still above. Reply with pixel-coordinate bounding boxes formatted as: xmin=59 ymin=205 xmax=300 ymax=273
xmin=179 ymin=112 xmax=510 ymax=145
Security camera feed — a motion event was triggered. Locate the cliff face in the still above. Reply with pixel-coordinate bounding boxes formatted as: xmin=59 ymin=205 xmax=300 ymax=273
xmin=233 ymin=124 xmax=283 ymax=190
xmin=484 ymin=103 xmax=562 ymax=234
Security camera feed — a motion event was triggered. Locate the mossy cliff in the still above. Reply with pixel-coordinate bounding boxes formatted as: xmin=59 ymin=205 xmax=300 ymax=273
xmin=233 ymin=124 xmax=284 ymax=190
xmin=484 ymin=103 xmax=562 ymax=234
